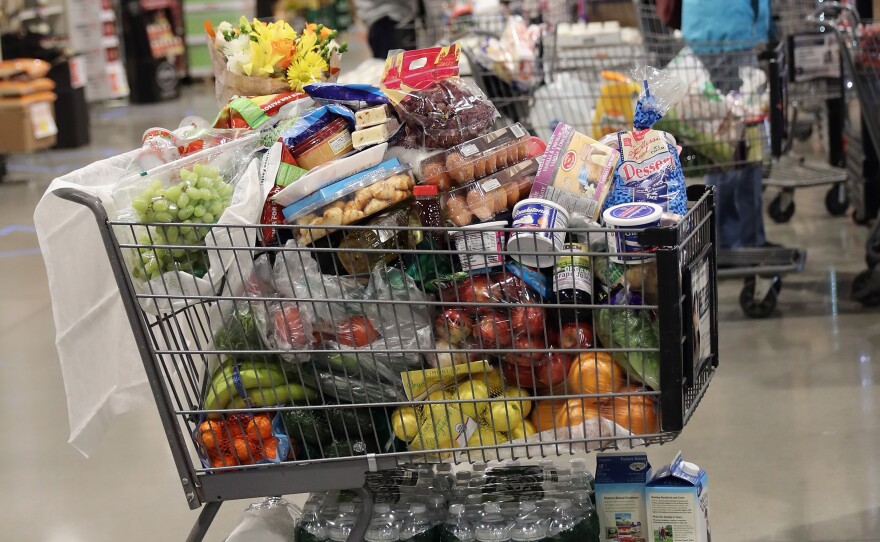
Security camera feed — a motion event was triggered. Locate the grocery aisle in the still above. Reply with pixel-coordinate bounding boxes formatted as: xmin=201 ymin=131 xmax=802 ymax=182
xmin=1 ymin=93 xmax=879 ymax=541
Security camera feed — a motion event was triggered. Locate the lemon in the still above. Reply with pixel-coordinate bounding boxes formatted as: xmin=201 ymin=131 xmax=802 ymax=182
xmin=503 ymin=387 xmax=533 ymax=417
xmin=466 ymin=426 xmax=509 ymax=447
xmin=480 ymin=368 xmax=506 ymax=395
xmin=391 ymin=406 xmax=421 ymax=442
xmin=509 ymin=419 xmax=537 ymax=440
xmin=419 ymin=403 xmax=466 ymax=449
xmin=486 ymin=400 xmax=525 ymax=433
xmin=456 ymin=380 xmax=491 ymax=420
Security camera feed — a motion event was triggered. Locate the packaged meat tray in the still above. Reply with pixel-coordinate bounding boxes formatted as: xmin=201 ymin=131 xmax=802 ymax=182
xmin=282 ymin=158 xmax=415 ymax=245
xmin=440 ymin=157 xmax=541 ymax=226
xmin=419 ymin=123 xmax=544 ymax=190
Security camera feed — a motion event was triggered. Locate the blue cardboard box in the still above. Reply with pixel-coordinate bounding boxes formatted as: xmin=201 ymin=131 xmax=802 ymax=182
xmin=645 ymin=452 xmax=710 ymax=542
xmin=595 ymin=452 xmax=651 ymax=542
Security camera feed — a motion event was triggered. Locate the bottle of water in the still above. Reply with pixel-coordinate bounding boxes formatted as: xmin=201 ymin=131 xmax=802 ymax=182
xmin=295 ymin=503 xmax=328 ymax=542
xmin=509 ymin=503 xmax=547 ymax=542
xmin=436 ymin=463 xmax=456 ymax=494
xmin=365 ymin=504 xmax=401 ymax=542
xmin=468 ymin=462 xmax=489 ymax=491
xmin=451 ymin=485 xmax=472 ymax=504
xmin=569 ymin=458 xmax=594 ymax=494
xmin=475 ymin=503 xmax=512 ymax=542
xmin=465 ymin=494 xmax=486 ymax=524
xmin=442 ymin=503 xmax=476 ymax=542
xmin=546 ymin=499 xmax=586 ymax=542
xmin=570 ymin=490 xmax=599 ymax=541
xmin=400 ymin=503 xmax=436 ymax=542
xmin=328 ymin=503 xmax=358 ymax=542
xmin=427 ymin=494 xmax=448 ymax=526
xmin=455 ymin=471 xmax=474 ymax=486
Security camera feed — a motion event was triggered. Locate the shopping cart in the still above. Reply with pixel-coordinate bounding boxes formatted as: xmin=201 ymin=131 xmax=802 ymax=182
xmin=809 ymin=2 xmax=880 ymax=305
xmin=54 ymin=179 xmax=717 ymax=541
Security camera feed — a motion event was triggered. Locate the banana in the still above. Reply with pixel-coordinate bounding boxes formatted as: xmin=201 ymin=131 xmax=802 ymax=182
xmin=204 ymin=367 xmax=288 ymax=416
xmin=209 ymin=360 xmax=283 ymax=391
xmin=228 ymin=382 xmax=318 ymax=409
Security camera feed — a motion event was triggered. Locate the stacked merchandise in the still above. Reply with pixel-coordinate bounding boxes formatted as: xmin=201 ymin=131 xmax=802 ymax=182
xmin=96 ymin=20 xmax=705 ymax=466
xmin=296 ymin=459 xmax=600 ymax=542
xmin=0 ymin=58 xmax=57 ymax=152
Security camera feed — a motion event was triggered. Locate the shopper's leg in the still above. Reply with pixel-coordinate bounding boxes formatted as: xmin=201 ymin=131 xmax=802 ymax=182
xmin=735 ymin=165 xmax=766 ymax=247
xmin=705 ymin=171 xmax=743 ymax=249
xmin=367 ymin=16 xmax=399 ymax=59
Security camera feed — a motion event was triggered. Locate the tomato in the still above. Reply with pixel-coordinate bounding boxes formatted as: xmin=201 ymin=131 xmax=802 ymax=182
xmin=273 ymin=304 xmax=310 ymax=348
xmin=328 ymin=315 xmax=379 ymax=347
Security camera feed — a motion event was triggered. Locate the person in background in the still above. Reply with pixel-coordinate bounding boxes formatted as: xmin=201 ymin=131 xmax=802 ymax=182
xmin=681 ymin=0 xmax=774 ymax=248
xmin=353 ymin=0 xmax=419 ymax=59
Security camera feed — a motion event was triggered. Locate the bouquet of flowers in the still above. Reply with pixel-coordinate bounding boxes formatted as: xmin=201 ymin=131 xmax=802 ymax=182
xmin=207 ymin=17 xmax=347 ymax=104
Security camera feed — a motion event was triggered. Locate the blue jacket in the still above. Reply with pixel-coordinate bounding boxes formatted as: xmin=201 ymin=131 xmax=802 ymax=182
xmin=681 ymin=0 xmax=772 ymax=51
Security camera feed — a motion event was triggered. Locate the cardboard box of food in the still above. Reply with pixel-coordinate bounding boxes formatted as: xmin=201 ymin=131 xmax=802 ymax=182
xmin=0 ymin=94 xmax=58 ymax=153
xmin=646 ymin=452 xmax=710 ymax=542
xmin=595 ymin=452 xmax=651 ymax=542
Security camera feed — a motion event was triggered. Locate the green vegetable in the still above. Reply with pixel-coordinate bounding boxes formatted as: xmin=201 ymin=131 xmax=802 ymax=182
xmin=281 ymin=410 xmax=332 ymax=448
xmin=596 ymin=306 xmax=661 ymax=390
xmin=213 ymin=304 xmax=274 ymax=363
xmin=324 ymin=440 xmax=369 ymax=458
xmin=326 ymin=407 xmax=377 ymax=438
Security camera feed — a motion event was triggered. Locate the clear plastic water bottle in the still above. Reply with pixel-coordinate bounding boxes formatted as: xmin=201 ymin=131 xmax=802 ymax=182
xmin=328 ymin=503 xmax=358 ymax=542
xmin=465 ymin=494 xmax=486 ymax=523
xmin=393 ymin=503 xmax=411 ymax=531
xmin=468 ymin=462 xmax=489 ymax=491
xmin=451 ymin=485 xmax=472 ymax=504
xmin=474 ymin=503 xmax=512 ymax=542
xmin=569 ymin=458 xmax=594 ymax=493
xmin=366 ymin=504 xmax=402 ymax=542
xmin=509 ymin=502 xmax=547 ymax=542
xmin=436 ymin=463 xmax=456 ymax=493
xmin=456 ymin=471 xmax=474 ymax=486
xmin=499 ymin=502 xmax=521 ymax=521
xmin=442 ymin=503 xmax=476 ymax=542
xmin=295 ymin=503 xmax=329 ymax=542
xmin=546 ymin=499 xmax=587 ymax=542
xmin=428 ymin=494 xmax=448 ymax=526
xmin=400 ymin=503 xmax=436 ymax=542
xmin=570 ymin=490 xmax=599 ymax=541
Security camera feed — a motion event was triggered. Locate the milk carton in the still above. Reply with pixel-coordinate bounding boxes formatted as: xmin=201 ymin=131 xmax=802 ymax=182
xmin=595 ymin=452 xmax=651 ymax=542
xmin=645 ymin=452 xmax=709 ymax=542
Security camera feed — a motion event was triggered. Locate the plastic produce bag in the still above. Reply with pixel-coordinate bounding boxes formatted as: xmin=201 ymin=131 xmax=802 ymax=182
xmin=602 ymin=66 xmax=688 ymax=216
xmin=226 ymin=498 xmax=302 ymax=542
xmin=381 ymin=43 xmax=499 ymax=149
xmin=529 ymin=72 xmax=596 ymax=141
xmin=112 ymin=133 xmax=265 ymax=314
xmin=595 ymin=290 xmax=661 ymax=390
xmin=272 ymin=251 xmax=433 ymax=402
xmin=196 ymin=413 xmax=292 ymax=468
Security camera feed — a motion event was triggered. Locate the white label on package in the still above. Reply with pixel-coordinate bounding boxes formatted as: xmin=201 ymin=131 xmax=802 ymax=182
xmin=376 ymin=228 xmax=395 ymax=244
xmin=455 ymin=230 xmax=503 ymax=271
xmin=553 ymin=266 xmax=592 ymax=294
xmin=329 ymin=130 xmax=353 ymax=154
xmin=648 ymin=493 xmax=700 ymax=542
xmin=543 ymin=184 xmax=598 ymax=220
xmin=30 ymin=102 xmax=58 ymax=139
xmin=511 ymin=124 xmax=527 ymax=138
xmin=460 ymin=143 xmax=479 ymax=157
xmin=480 ymin=178 xmax=502 ymax=192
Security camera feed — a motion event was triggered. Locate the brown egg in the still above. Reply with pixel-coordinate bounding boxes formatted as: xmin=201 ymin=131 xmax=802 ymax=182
xmin=504 ymin=181 xmax=521 ymax=208
xmin=467 ymin=188 xmax=495 ymax=222
xmin=446 ymin=152 xmax=474 ymax=185
xmin=445 ymin=194 xmax=474 ymax=226
xmin=484 ymin=152 xmax=498 ymax=174
xmin=488 ymin=186 xmax=508 ymax=213
xmin=473 ymin=156 xmax=487 ymax=179
xmin=517 ymin=175 xmax=535 ymax=198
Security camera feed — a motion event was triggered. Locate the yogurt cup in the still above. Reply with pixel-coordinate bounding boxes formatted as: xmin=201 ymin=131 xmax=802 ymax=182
xmin=602 ymin=202 xmax=663 ymax=263
xmin=507 ymin=198 xmax=570 ymax=268
xmin=452 ymin=220 xmax=508 ymax=272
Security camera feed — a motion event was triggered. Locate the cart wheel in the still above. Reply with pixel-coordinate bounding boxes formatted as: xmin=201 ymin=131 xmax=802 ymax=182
xmin=852 ymin=269 xmax=880 ymax=307
xmin=793 ymin=120 xmax=813 ymax=141
xmin=769 ymin=195 xmax=795 ymax=223
xmin=825 ymin=184 xmax=849 ymax=216
xmin=739 ymin=276 xmax=780 ymax=318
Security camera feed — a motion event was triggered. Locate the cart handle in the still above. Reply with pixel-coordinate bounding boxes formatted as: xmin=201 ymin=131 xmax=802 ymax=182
xmin=53 ymin=187 xmax=107 ymax=221
xmin=807 ymin=2 xmax=861 ymax=44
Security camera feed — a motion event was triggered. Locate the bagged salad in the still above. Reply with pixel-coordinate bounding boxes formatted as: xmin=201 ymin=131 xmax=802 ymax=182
xmin=601 ymin=66 xmax=688 ymax=216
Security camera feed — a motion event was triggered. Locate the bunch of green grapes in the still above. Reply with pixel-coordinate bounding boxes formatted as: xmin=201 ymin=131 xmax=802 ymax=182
xmin=128 ymin=163 xmax=234 ymax=281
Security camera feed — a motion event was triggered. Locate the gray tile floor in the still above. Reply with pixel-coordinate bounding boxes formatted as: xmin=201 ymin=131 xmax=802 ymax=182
xmin=2 ymin=86 xmax=879 ymax=541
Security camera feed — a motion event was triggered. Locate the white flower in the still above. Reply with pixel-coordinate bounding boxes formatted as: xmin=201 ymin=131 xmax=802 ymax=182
xmin=223 ymin=34 xmax=251 ymax=58
xmin=226 ymin=51 xmax=250 ymax=75
xmin=214 ymin=22 xmax=234 ymax=47
xmin=216 ymin=21 xmax=233 ymax=34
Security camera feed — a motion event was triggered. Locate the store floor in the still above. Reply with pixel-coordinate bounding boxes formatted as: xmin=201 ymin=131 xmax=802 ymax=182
xmin=2 ymin=88 xmax=879 ymax=541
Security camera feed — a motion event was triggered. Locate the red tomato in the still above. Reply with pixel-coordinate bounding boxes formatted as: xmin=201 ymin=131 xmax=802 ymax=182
xmin=328 ymin=315 xmax=379 ymax=347
xmin=273 ymin=304 xmax=310 ymax=348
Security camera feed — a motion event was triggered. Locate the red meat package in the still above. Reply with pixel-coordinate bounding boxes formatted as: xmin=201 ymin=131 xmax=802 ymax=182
xmin=380 ymin=44 xmax=498 ymax=149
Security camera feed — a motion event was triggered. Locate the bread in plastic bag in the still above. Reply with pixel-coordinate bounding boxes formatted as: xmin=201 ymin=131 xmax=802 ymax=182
xmin=602 ymin=66 xmax=689 ymax=216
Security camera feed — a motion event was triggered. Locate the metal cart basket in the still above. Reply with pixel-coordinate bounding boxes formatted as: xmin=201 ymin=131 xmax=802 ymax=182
xmin=54 ymin=177 xmax=718 ymax=541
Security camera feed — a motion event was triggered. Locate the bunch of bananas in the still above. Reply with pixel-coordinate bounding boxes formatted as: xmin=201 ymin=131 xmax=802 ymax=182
xmin=203 ymin=360 xmax=318 ymax=419
xmin=390 ymin=368 xmax=538 ymax=453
